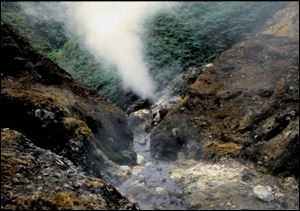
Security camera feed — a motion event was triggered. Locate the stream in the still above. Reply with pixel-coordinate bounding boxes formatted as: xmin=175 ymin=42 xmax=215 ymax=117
xmin=116 ymin=90 xmax=187 ymax=210
xmin=118 ymin=122 xmax=187 ymax=210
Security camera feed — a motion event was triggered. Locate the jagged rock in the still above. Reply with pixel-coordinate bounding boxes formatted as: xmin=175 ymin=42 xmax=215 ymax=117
xmin=127 ymin=99 xmax=151 ymax=114
xmin=1 ymin=129 xmax=138 ymax=210
xmin=171 ymin=128 xmax=179 ymax=137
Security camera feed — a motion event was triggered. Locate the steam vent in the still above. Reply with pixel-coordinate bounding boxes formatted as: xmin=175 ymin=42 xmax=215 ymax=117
xmin=1 ymin=2 xmax=299 ymax=210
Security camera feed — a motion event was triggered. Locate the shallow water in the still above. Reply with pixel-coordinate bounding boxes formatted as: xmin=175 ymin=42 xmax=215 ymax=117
xmin=118 ymin=125 xmax=187 ymax=210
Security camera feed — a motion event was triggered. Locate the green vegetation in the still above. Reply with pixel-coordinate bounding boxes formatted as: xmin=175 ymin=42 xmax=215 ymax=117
xmin=47 ymin=37 xmax=122 ymax=99
xmin=1 ymin=2 xmax=122 ymax=104
xmin=1 ymin=2 xmax=285 ymax=106
xmin=1 ymin=2 xmax=67 ymax=54
xmin=143 ymin=2 xmax=284 ymax=87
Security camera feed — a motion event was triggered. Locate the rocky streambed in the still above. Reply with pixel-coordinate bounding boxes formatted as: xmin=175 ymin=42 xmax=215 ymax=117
xmin=116 ymin=75 xmax=299 ymax=210
xmin=118 ymin=123 xmax=186 ymax=210
xmin=117 ymin=93 xmax=187 ymax=210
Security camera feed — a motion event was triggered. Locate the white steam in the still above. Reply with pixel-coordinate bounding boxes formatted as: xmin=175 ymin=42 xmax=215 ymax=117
xmin=19 ymin=2 xmax=175 ymax=99
xmin=64 ymin=2 xmax=174 ymax=100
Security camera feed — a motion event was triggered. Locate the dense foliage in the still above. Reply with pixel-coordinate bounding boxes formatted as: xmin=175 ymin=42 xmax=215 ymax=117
xmin=1 ymin=2 xmax=285 ymax=106
xmin=143 ymin=2 xmax=285 ymax=86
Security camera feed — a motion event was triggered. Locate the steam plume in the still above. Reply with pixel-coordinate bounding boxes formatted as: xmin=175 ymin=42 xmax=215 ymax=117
xmin=65 ymin=2 xmax=174 ymax=100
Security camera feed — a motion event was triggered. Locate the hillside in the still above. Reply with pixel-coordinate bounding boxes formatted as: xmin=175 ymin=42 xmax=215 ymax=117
xmin=150 ymin=2 xmax=299 ymax=177
xmin=1 ymin=22 xmax=138 ymax=181
xmin=1 ymin=2 xmax=285 ymax=109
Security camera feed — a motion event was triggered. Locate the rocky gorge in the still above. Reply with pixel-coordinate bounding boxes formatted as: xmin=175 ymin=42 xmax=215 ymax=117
xmin=1 ymin=2 xmax=299 ymax=210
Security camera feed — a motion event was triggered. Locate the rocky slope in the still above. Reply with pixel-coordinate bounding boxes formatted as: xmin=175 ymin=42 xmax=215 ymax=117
xmin=1 ymin=128 xmax=138 ymax=210
xmin=150 ymin=2 xmax=299 ymax=177
xmin=1 ymin=23 xmax=137 ymax=182
xmin=1 ymin=22 xmax=141 ymax=209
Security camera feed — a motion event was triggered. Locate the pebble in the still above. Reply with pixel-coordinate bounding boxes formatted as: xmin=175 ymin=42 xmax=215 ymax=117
xmin=63 ymin=183 xmax=70 ymax=188
xmin=119 ymin=165 xmax=130 ymax=172
xmin=171 ymin=128 xmax=179 ymax=137
xmin=289 ymin=110 xmax=296 ymax=116
xmin=34 ymin=109 xmax=41 ymax=119
xmin=275 ymin=192 xmax=285 ymax=198
xmin=73 ymin=182 xmax=81 ymax=188
xmin=205 ymin=63 xmax=214 ymax=68
xmin=137 ymin=154 xmax=145 ymax=165
xmin=155 ymin=188 xmax=168 ymax=197
xmin=12 ymin=178 xmax=19 ymax=183
xmin=54 ymin=172 xmax=61 ymax=178
xmin=253 ymin=185 xmax=274 ymax=202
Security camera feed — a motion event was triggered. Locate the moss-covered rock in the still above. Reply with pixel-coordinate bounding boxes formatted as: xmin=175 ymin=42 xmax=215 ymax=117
xmin=63 ymin=117 xmax=92 ymax=137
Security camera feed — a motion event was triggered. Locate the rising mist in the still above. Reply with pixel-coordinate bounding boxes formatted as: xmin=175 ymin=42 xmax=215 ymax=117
xmin=65 ymin=2 xmax=176 ymax=100
xmin=19 ymin=2 xmax=176 ymax=100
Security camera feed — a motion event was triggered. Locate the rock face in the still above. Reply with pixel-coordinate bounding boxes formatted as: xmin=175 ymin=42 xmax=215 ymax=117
xmin=1 ymin=128 xmax=138 ymax=210
xmin=1 ymin=23 xmax=136 ymax=180
xmin=150 ymin=3 xmax=299 ymax=177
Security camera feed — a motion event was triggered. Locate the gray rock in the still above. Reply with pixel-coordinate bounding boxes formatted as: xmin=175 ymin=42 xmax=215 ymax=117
xmin=34 ymin=109 xmax=42 ymax=119
xmin=136 ymin=137 xmax=146 ymax=145
xmin=155 ymin=187 xmax=168 ymax=196
xmin=137 ymin=154 xmax=145 ymax=165
xmin=54 ymin=172 xmax=61 ymax=178
xmin=253 ymin=185 xmax=274 ymax=202
xmin=73 ymin=181 xmax=81 ymax=188
xmin=171 ymin=128 xmax=179 ymax=137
